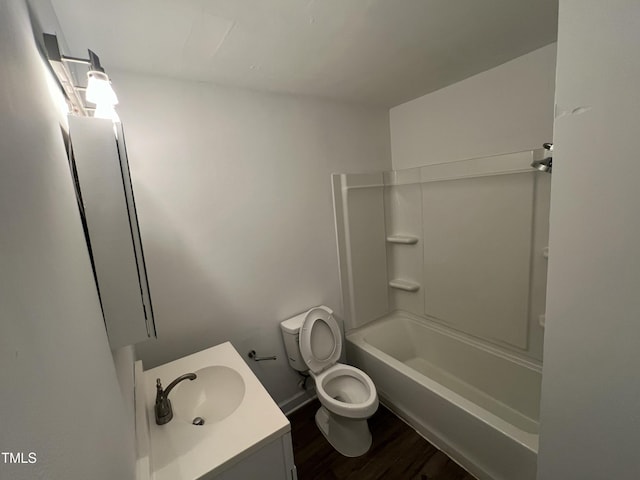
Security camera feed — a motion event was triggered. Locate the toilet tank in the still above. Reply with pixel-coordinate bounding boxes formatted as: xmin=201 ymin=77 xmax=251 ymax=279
xmin=280 ymin=311 xmax=308 ymax=372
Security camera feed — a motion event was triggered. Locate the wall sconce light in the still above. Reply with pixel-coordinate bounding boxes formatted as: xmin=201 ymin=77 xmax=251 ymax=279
xmin=43 ymin=33 xmax=120 ymax=122
xmin=86 ymin=71 xmax=119 ymax=106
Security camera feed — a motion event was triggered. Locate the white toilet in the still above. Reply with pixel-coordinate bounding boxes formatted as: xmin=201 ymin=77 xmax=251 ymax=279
xmin=281 ymin=305 xmax=378 ymax=457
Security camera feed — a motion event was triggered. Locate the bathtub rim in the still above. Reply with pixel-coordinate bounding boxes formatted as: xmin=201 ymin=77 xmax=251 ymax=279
xmin=346 ymin=310 xmax=540 ymax=454
xmin=350 ymin=309 xmax=543 ymax=371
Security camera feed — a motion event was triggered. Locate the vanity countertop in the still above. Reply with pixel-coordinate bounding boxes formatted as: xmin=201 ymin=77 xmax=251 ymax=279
xmin=139 ymin=342 xmax=290 ymax=480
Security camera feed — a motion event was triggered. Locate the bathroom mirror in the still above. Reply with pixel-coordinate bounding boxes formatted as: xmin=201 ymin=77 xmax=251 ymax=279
xmin=66 ymin=116 xmax=156 ymax=349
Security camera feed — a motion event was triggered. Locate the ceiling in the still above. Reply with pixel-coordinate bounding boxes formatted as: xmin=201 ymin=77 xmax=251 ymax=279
xmin=50 ymin=0 xmax=558 ymax=107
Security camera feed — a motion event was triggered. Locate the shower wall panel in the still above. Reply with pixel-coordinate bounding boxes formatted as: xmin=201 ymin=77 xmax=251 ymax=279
xmin=335 ymin=150 xmax=550 ymax=362
xmin=383 ymin=150 xmax=550 ymax=362
xmin=421 ymin=173 xmax=534 ymax=349
xmin=384 ymin=181 xmax=424 ymax=315
xmin=333 ymin=174 xmax=388 ymax=330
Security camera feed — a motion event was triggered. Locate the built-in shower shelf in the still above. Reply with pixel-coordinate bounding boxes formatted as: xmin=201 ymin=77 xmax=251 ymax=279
xmin=389 ymin=279 xmax=421 ymax=292
xmin=386 ymin=235 xmax=419 ymax=245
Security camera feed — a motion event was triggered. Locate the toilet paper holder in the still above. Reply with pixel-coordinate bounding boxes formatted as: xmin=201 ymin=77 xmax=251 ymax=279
xmin=248 ymin=350 xmax=277 ymax=362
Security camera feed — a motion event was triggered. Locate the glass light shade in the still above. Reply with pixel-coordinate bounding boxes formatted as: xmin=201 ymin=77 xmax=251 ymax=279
xmin=94 ymin=103 xmax=121 ymax=123
xmin=85 ymin=71 xmax=118 ymax=106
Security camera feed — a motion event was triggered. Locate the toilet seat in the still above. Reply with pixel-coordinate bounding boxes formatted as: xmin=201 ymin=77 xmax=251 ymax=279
xmin=299 ymin=306 xmax=378 ymax=420
xmin=299 ymin=306 xmax=342 ymax=374
xmin=314 ymin=364 xmax=378 ymax=419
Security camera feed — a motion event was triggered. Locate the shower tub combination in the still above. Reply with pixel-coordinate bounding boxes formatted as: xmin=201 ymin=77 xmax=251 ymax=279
xmin=346 ymin=312 xmax=541 ymax=480
xmin=334 ymin=150 xmax=550 ymax=479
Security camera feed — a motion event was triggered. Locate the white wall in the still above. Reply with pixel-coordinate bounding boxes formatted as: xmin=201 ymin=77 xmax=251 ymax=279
xmin=390 ymin=44 xmax=557 ymax=169
xmin=113 ymin=72 xmax=391 ymax=407
xmin=537 ymin=1 xmax=640 ymax=478
xmin=0 ymin=2 xmax=135 ymax=479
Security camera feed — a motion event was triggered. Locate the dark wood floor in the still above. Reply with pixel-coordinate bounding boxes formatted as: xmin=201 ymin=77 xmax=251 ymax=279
xmin=288 ymin=400 xmax=476 ymax=480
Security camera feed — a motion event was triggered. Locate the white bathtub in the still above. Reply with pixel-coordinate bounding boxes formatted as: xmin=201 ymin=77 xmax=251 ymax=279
xmin=346 ymin=312 xmax=541 ymax=480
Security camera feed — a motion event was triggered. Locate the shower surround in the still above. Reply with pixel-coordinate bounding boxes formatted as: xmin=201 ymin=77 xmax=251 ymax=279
xmin=332 ymin=149 xmax=551 ymax=480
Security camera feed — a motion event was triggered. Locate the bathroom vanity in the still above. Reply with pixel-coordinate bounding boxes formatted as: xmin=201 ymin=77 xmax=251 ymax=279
xmin=135 ymin=342 xmax=296 ymax=480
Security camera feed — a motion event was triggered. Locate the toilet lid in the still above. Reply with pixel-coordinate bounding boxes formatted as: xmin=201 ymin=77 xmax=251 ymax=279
xmin=299 ymin=306 xmax=342 ymax=374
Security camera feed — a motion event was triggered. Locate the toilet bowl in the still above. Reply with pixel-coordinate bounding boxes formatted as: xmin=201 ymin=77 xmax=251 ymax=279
xmin=314 ymin=364 xmax=378 ymax=419
xmin=281 ymin=306 xmax=378 ymax=457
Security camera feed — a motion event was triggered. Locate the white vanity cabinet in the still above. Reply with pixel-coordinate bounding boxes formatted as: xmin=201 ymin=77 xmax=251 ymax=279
xmin=209 ymin=433 xmax=296 ymax=480
xmin=137 ymin=342 xmax=297 ymax=480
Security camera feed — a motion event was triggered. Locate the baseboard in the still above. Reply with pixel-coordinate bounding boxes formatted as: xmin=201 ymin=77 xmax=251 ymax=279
xmin=279 ymin=388 xmax=317 ymax=416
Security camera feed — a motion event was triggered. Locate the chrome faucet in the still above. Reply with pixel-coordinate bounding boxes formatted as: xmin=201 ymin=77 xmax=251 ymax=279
xmin=154 ymin=373 xmax=197 ymax=425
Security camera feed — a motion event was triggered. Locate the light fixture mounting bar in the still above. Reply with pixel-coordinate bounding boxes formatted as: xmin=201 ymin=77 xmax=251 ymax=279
xmin=60 ymin=55 xmax=91 ymax=65
xmin=43 ymin=33 xmax=87 ymax=116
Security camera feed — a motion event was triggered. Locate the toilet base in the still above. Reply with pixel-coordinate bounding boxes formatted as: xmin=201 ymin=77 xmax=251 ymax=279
xmin=315 ymin=406 xmax=373 ymax=457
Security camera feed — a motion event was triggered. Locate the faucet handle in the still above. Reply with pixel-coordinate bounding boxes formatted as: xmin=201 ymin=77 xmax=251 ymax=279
xmin=154 ymin=373 xmax=196 ymax=425
xmin=155 ymin=378 xmax=163 ymax=405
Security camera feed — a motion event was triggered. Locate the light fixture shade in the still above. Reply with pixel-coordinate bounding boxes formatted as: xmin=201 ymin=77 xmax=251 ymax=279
xmin=86 ymin=71 xmax=118 ymax=106
xmin=94 ymin=103 xmax=121 ymax=123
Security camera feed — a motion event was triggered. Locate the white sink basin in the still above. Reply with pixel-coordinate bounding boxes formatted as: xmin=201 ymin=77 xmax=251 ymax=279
xmin=171 ymin=366 xmax=245 ymax=426
xmin=141 ymin=342 xmax=290 ymax=480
